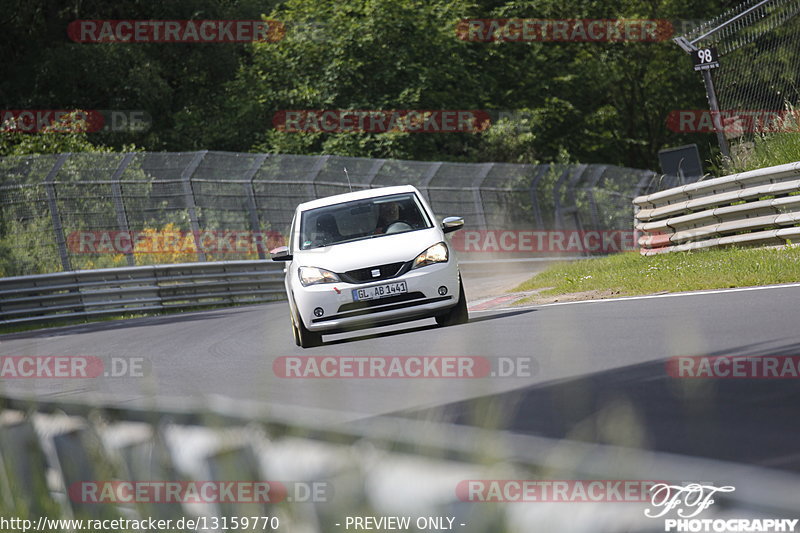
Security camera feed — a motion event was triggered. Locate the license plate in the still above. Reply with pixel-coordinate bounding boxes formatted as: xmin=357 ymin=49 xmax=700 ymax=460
xmin=352 ymin=281 xmax=408 ymax=301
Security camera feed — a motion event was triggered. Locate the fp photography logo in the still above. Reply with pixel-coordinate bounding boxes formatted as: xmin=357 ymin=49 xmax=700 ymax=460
xmin=645 ymin=483 xmax=799 ymax=532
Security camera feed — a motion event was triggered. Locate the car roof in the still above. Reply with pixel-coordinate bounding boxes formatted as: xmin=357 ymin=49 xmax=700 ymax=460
xmin=297 ymin=185 xmax=421 ymax=211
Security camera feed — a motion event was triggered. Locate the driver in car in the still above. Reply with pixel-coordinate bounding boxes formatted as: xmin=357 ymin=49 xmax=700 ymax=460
xmin=374 ymin=201 xmax=402 ymax=234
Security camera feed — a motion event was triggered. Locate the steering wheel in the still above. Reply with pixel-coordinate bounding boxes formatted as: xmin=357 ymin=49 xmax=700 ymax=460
xmin=386 ymin=222 xmax=412 ymax=234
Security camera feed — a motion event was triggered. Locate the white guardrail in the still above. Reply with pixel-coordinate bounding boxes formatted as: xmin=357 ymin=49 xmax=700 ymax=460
xmin=0 ymin=261 xmax=286 ymax=326
xmin=0 ymin=394 xmax=797 ymax=527
xmin=634 ymin=162 xmax=800 ymax=255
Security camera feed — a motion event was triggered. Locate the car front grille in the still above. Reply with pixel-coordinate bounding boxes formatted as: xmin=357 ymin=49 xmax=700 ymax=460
xmin=312 ymin=294 xmax=452 ymax=323
xmin=340 ymin=261 xmax=410 ymax=284
xmin=337 ymin=291 xmax=426 ymax=313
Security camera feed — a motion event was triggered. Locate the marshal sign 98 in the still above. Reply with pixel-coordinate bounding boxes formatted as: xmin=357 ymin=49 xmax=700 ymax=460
xmin=692 ymin=47 xmax=720 ymax=71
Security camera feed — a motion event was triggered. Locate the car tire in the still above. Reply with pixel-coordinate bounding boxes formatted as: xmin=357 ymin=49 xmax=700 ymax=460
xmin=435 ymin=276 xmax=469 ymax=327
xmin=291 ymin=317 xmax=302 ymax=347
xmin=293 ymin=313 xmax=323 ymax=348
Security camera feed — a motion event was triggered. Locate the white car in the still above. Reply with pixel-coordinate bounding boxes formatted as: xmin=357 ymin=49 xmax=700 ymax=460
xmin=270 ymin=185 xmax=468 ymax=348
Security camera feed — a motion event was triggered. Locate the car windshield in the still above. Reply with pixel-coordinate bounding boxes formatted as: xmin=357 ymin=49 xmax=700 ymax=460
xmin=299 ymin=193 xmax=431 ymax=250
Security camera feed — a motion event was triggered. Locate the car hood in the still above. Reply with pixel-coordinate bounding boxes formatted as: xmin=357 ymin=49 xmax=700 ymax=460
xmin=293 ymin=228 xmax=444 ymax=272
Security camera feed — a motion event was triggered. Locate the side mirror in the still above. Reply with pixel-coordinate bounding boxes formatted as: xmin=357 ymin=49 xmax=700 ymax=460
xmin=270 ymin=246 xmax=293 ymax=261
xmin=441 ymin=216 xmax=464 ymax=234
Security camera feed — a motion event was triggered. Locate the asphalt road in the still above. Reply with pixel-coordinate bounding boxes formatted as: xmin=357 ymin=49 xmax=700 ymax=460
xmin=1 ymin=281 xmax=800 ymax=469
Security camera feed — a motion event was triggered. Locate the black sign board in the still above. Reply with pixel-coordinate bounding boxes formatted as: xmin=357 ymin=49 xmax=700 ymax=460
xmin=659 ymin=144 xmax=703 ymax=185
xmin=692 ymin=47 xmax=720 ymax=71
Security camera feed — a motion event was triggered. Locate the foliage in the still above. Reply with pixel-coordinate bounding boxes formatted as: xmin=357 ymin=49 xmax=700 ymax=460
xmin=0 ymin=0 xmax=736 ymax=168
xmin=725 ymin=105 xmax=800 ymax=173
xmin=0 ymin=111 xmax=113 ymax=156
xmin=0 ymin=217 xmax=62 ymax=276
xmin=727 ymin=131 xmax=800 ymax=173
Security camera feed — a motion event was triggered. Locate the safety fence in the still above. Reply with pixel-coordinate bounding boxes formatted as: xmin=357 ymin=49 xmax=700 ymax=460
xmin=634 ymin=161 xmax=800 ymax=254
xmin=0 ymin=394 xmax=796 ymax=533
xmin=0 ymin=151 xmax=664 ymax=277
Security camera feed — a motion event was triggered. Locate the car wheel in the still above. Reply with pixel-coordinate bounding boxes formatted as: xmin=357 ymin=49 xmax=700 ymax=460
xmin=435 ymin=276 xmax=469 ymax=327
xmin=293 ymin=313 xmax=323 ymax=348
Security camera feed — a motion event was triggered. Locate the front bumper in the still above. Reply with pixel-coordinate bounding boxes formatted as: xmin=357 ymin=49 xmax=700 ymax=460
xmin=292 ymin=260 xmax=461 ymax=332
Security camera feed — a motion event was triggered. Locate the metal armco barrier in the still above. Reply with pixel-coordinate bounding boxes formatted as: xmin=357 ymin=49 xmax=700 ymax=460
xmin=0 ymin=260 xmax=285 ymax=326
xmin=634 ymin=161 xmax=800 ymax=255
xmin=0 ymin=394 xmax=796 ymax=529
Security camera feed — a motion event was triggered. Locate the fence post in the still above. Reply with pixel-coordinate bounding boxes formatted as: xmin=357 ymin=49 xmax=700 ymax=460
xmin=365 ymin=158 xmax=386 ymax=188
xmin=306 ymin=154 xmax=330 ymax=199
xmin=551 ymin=166 xmax=573 ymax=230
xmin=111 ymin=153 xmax=136 ymax=266
xmin=632 ymin=170 xmax=659 ymax=200
xmin=472 ymin=163 xmax=493 ymax=230
xmin=420 ymin=162 xmax=442 ymax=205
xmin=242 ymin=154 xmax=269 ymax=259
xmin=563 ymin=166 xmax=589 ymax=256
xmin=43 ymin=153 xmax=72 ymax=271
xmin=583 ymin=165 xmax=608 ymax=231
xmin=673 ymin=36 xmax=731 ymax=159
xmin=529 ymin=165 xmax=549 ymax=228
xmin=181 ymin=151 xmax=208 ymax=262
xmin=702 ymin=70 xmax=731 ymax=160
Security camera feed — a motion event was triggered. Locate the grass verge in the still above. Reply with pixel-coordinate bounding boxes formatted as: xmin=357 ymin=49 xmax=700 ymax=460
xmin=512 ymin=245 xmax=800 ymax=304
xmin=728 ymin=131 xmax=800 ymax=175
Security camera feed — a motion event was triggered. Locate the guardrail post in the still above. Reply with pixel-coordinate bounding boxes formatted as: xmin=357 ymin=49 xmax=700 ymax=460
xmin=0 ymin=414 xmax=54 ymax=515
xmin=207 ymin=446 xmax=267 ymax=517
xmin=44 ymin=153 xmax=72 ymax=271
xmin=52 ymin=425 xmax=120 ymax=519
xmin=111 ymin=153 xmax=136 ymax=266
xmin=181 ymin=151 xmax=208 ymax=262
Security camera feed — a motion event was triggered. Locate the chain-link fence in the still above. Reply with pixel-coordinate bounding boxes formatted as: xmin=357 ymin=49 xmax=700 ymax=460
xmin=0 ymin=151 xmax=665 ymax=276
xmin=677 ymin=0 xmax=800 ymax=157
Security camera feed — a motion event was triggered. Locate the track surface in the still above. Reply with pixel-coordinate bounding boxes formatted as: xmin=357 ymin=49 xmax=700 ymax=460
xmin=1 ymin=280 xmax=799 ymax=469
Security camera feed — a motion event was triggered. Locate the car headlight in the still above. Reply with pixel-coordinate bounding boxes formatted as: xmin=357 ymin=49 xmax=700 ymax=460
xmin=412 ymin=242 xmax=449 ymax=269
xmin=298 ymin=266 xmax=341 ymax=286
